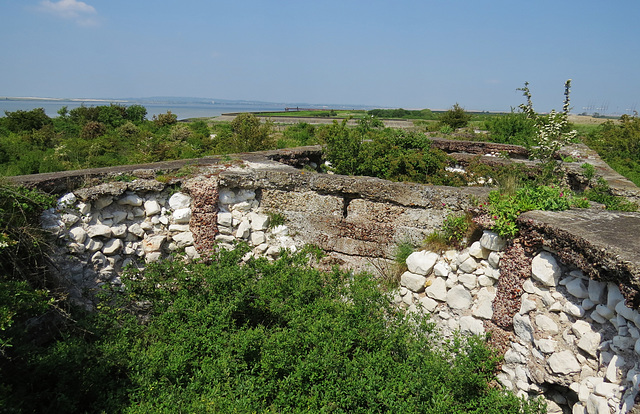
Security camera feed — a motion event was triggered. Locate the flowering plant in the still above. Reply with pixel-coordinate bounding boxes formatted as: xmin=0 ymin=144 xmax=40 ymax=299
xmin=518 ymin=80 xmax=578 ymax=171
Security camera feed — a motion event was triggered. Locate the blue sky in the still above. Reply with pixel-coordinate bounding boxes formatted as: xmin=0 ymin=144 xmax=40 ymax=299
xmin=1 ymin=0 xmax=639 ymax=113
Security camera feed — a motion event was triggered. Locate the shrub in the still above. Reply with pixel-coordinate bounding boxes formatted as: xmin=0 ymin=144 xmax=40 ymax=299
xmin=152 ymin=110 xmax=178 ymax=127
xmin=484 ymin=112 xmax=537 ymax=147
xmin=439 ymin=103 xmax=472 ymax=129
xmin=229 ymin=112 xmax=274 ymax=153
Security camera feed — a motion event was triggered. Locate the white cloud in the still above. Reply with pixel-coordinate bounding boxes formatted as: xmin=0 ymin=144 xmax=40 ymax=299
xmin=38 ymin=0 xmax=99 ymax=26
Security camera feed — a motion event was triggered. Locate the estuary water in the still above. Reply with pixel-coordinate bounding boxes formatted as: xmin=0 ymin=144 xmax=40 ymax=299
xmin=0 ymin=99 xmax=290 ymax=120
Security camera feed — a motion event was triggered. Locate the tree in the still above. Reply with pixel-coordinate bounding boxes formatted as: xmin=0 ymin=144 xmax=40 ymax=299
xmin=152 ymin=110 xmax=178 ymax=127
xmin=3 ymin=108 xmax=52 ymax=133
xmin=439 ymin=103 xmax=471 ymax=129
xmin=229 ymin=113 xmax=274 ymax=152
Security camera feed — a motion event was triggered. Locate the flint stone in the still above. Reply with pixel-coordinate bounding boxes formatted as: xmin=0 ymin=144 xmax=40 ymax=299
xmin=566 ymin=278 xmax=589 ymax=299
xmin=459 ymin=316 xmax=484 ymax=336
xmin=606 ymin=355 xmax=624 ymax=383
xmin=61 ymin=213 xmax=79 ymax=226
xmin=77 ymin=202 xmax=91 ymax=215
xmin=57 ymin=192 xmax=77 ymax=208
xmin=548 ymin=350 xmax=581 ymax=374
xmin=406 ymin=251 xmax=438 ymax=276
xmin=111 ymin=224 xmax=127 ymax=238
xmin=531 ymin=252 xmax=561 ymax=287
xmin=446 ymin=285 xmax=472 ymax=309
xmin=400 ymin=272 xmax=427 ymax=293
xmin=169 ymin=192 xmax=191 ymax=210
xmin=87 ymin=224 xmax=112 ymax=238
xmin=479 ymin=231 xmax=506 ymax=251
xmin=85 ymin=238 xmax=103 ymax=252
xmin=582 ymin=298 xmax=595 ymax=311
xmin=595 ymin=304 xmax=615 ymax=320
xmin=421 ymin=277 xmax=445 ymax=301
xmin=615 ymin=300 xmax=637 ymax=322
xmin=487 ymin=251 xmax=501 ymax=268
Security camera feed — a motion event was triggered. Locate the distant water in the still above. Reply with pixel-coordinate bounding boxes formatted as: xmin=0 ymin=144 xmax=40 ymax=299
xmin=0 ymin=99 xmax=289 ymax=120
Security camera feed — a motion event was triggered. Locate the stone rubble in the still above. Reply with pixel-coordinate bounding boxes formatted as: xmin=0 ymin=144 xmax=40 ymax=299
xmin=44 ymin=181 xmax=640 ymax=413
xmin=393 ymin=231 xmax=640 ymax=414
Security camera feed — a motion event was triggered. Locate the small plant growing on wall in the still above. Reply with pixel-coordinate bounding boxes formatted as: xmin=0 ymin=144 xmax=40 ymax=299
xmin=518 ymin=80 xmax=578 ymax=181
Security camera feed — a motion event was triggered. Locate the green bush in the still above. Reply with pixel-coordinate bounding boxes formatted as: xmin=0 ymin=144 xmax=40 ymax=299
xmin=484 ymin=112 xmax=537 ymax=147
xmin=486 ymin=185 xmax=588 ymax=237
xmin=439 ymin=103 xmax=472 ymax=130
xmin=0 ymin=246 xmax=544 ymax=413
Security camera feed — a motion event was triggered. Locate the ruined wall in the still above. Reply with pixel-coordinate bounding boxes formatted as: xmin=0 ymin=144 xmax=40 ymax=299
xmin=27 ymin=143 xmax=640 ymax=414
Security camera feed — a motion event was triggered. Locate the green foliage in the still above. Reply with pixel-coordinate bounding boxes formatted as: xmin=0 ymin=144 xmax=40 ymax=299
xmin=581 ymin=163 xmax=595 ymax=180
xmin=486 ymin=185 xmax=587 ymax=237
xmin=0 ymin=246 xmax=544 ymax=413
xmin=267 ymin=211 xmax=286 ymax=228
xmin=581 ymin=114 xmax=640 ymax=186
xmin=152 ymin=110 xmax=178 ymax=127
xmin=368 ymin=108 xmax=437 ymax=120
xmin=585 ymin=177 xmax=638 ymax=211
xmin=484 ymin=111 xmax=537 ymax=147
xmin=425 ymin=213 xmax=472 ymax=250
xmin=2 ymin=108 xmax=52 ymax=133
xmin=439 ymin=103 xmax=472 ymax=130
xmin=281 ymin=122 xmax=318 ymax=147
xmin=393 ymin=239 xmax=415 ymax=265
xmin=229 ymin=112 xmax=275 ymax=153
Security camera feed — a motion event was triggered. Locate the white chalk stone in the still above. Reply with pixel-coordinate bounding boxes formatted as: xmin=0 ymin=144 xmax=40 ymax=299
xmin=235 ymin=220 xmax=251 ymax=239
xmin=458 ymin=256 xmax=478 ymax=273
xmin=446 ymin=285 xmax=472 ymax=309
xmin=548 ymin=350 xmax=581 ymax=374
xmin=458 ymin=273 xmax=477 ymax=290
xmin=535 ymin=314 xmax=559 ymax=334
xmin=607 ymin=283 xmax=624 ymax=311
xmin=531 ymin=251 xmax=561 ymax=287
xmin=566 ymin=278 xmax=589 ymax=298
xmin=143 ymin=234 xmax=166 ymax=252
xmin=433 ymin=262 xmax=449 ymax=277
xmin=172 ymin=207 xmax=192 ymax=224
xmin=401 ymin=272 xmax=427 ymax=293
xmin=94 ymin=196 xmax=113 ymax=210
xmin=249 ymin=213 xmax=270 ymax=231
xmin=459 ymin=316 xmax=484 ymax=336
xmin=168 ymin=192 xmax=191 ymax=210
xmin=418 ymin=296 xmax=438 ymax=312
xmin=87 ymin=224 xmax=112 ymax=238
xmin=577 ymin=331 xmax=602 ymax=358
xmin=487 ymin=251 xmax=501 ymax=268
xmin=425 ymin=277 xmax=447 ymax=301
xmin=250 ymin=231 xmax=266 ymax=246
xmin=69 ymin=227 xmax=87 ymax=243
xmin=513 ymin=313 xmax=534 ymax=343
xmin=118 ymin=193 xmax=143 ymax=206
xmin=586 ymin=394 xmax=609 ymax=414
xmin=468 ymin=241 xmax=489 ymax=259
xmin=102 ymin=239 xmax=123 ymax=255
xmin=144 ymin=200 xmax=161 ymax=216
xmin=479 ymin=231 xmax=506 ymax=251
xmin=172 ymin=232 xmax=194 ymax=248
xmin=535 ymin=338 xmax=556 ymax=354
xmin=406 ymin=251 xmax=439 ymax=276
xmin=564 ymin=301 xmax=585 ymax=318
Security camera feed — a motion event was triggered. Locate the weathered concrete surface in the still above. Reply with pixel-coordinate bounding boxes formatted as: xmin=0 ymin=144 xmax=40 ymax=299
xmin=518 ymin=209 xmax=640 ymax=306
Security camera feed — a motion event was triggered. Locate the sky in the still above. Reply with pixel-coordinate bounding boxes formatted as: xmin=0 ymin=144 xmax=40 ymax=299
xmin=1 ymin=0 xmax=639 ymax=114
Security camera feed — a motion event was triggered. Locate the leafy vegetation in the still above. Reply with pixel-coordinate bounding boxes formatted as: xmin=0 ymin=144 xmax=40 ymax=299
xmin=425 ymin=212 xmax=474 ymax=250
xmin=0 ymin=242 xmax=545 ymax=413
xmin=368 ymin=108 xmax=437 ymax=120
xmin=581 ymin=114 xmax=640 ymax=187
xmin=482 ymin=185 xmax=589 ymax=237
xmin=439 ymin=103 xmax=472 ymax=130
xmin=484 ymin=111 xmax=537 ymax=147
xmin=585 ymin=177 xmax=638 ymax=212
